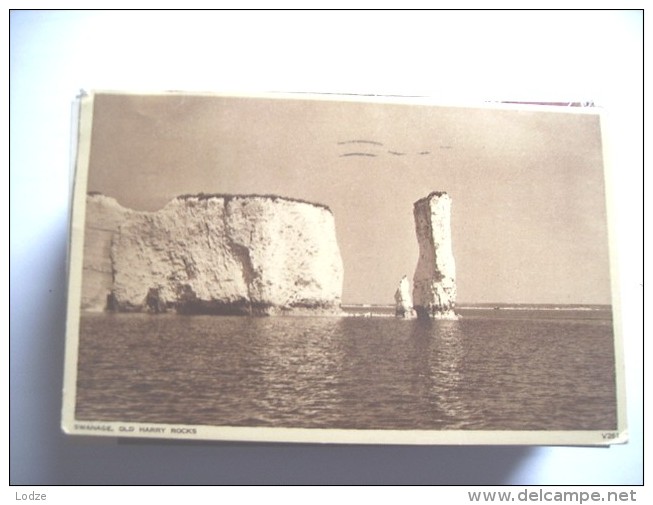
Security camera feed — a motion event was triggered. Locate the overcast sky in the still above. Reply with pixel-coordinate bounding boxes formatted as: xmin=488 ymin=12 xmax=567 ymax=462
xmin=85 ymin=92 xmax=612 ymax=305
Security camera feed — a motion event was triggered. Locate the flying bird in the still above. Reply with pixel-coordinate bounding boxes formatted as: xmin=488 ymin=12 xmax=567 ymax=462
xmin=337 ymin=139 xmax=439 ymax=159
xmin=337 ymin=139 xmax=384 ymax=146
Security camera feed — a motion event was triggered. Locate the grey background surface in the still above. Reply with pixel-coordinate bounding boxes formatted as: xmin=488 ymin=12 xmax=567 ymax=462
xmin=9 ymin=10 xmax=643 ymax=485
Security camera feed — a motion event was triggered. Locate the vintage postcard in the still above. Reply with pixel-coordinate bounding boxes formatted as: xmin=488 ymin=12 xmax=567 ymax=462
xmin=62 ymin=91 xmax=626 ymax=445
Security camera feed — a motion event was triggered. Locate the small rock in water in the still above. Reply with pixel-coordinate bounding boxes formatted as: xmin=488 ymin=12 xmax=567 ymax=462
xmin=394 ymin=275 xmax=417 ymax=319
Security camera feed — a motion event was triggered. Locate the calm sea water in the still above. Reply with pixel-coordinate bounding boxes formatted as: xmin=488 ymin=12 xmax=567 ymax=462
xmin=75 ymin=307 xmax=617 ymax=430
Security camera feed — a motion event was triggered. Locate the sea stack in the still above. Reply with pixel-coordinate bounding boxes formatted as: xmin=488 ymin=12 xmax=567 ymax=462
xmin=394 ymin=275 xmax=416 ymax=318
xmin=412 ymin=191 xmax=458 ymax=320
xmin=82 ymin=193 xmax=344 ymax=316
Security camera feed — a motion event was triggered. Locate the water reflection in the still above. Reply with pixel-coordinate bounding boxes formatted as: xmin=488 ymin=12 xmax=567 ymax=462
xmin=409 ymin=319 xmax=475 ymax=428
xmin=75 ymin=311 xmax=618 ymax=430
xmin=253 ymin=317 xmax=346 ymax=427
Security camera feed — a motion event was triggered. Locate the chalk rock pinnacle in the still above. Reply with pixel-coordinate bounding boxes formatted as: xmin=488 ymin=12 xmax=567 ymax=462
xmin=394 ymin=275 xmax=416 ymax=318
xmin=412 ymin=191 xmax=458 ymax=320
xmin=82 ymin=193 xmax=344 ymax=316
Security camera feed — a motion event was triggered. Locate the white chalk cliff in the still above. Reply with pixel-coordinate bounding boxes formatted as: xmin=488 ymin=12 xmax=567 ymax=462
xmin=394 ymin=275 xmax=416 ymax=318
xmin=81 ymin=194 xmax=134 ymax=311
xmin=412 ymin=191 xmax=458 ymax=319
xmin=82 ymin=193 xmax=344 ymax=315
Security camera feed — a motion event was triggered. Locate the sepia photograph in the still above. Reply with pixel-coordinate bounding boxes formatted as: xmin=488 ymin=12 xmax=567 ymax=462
xmin=62 ymin=91 xmax=625 ymax=445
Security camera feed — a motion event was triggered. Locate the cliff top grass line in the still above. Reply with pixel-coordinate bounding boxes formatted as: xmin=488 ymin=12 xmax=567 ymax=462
xmin=175 ymin=192 xmax=333 ymax=213
xmin=87 ymin=191 xmax=333 ymax=213
xmin=414 ymin=191 xmax=449 ymax=205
